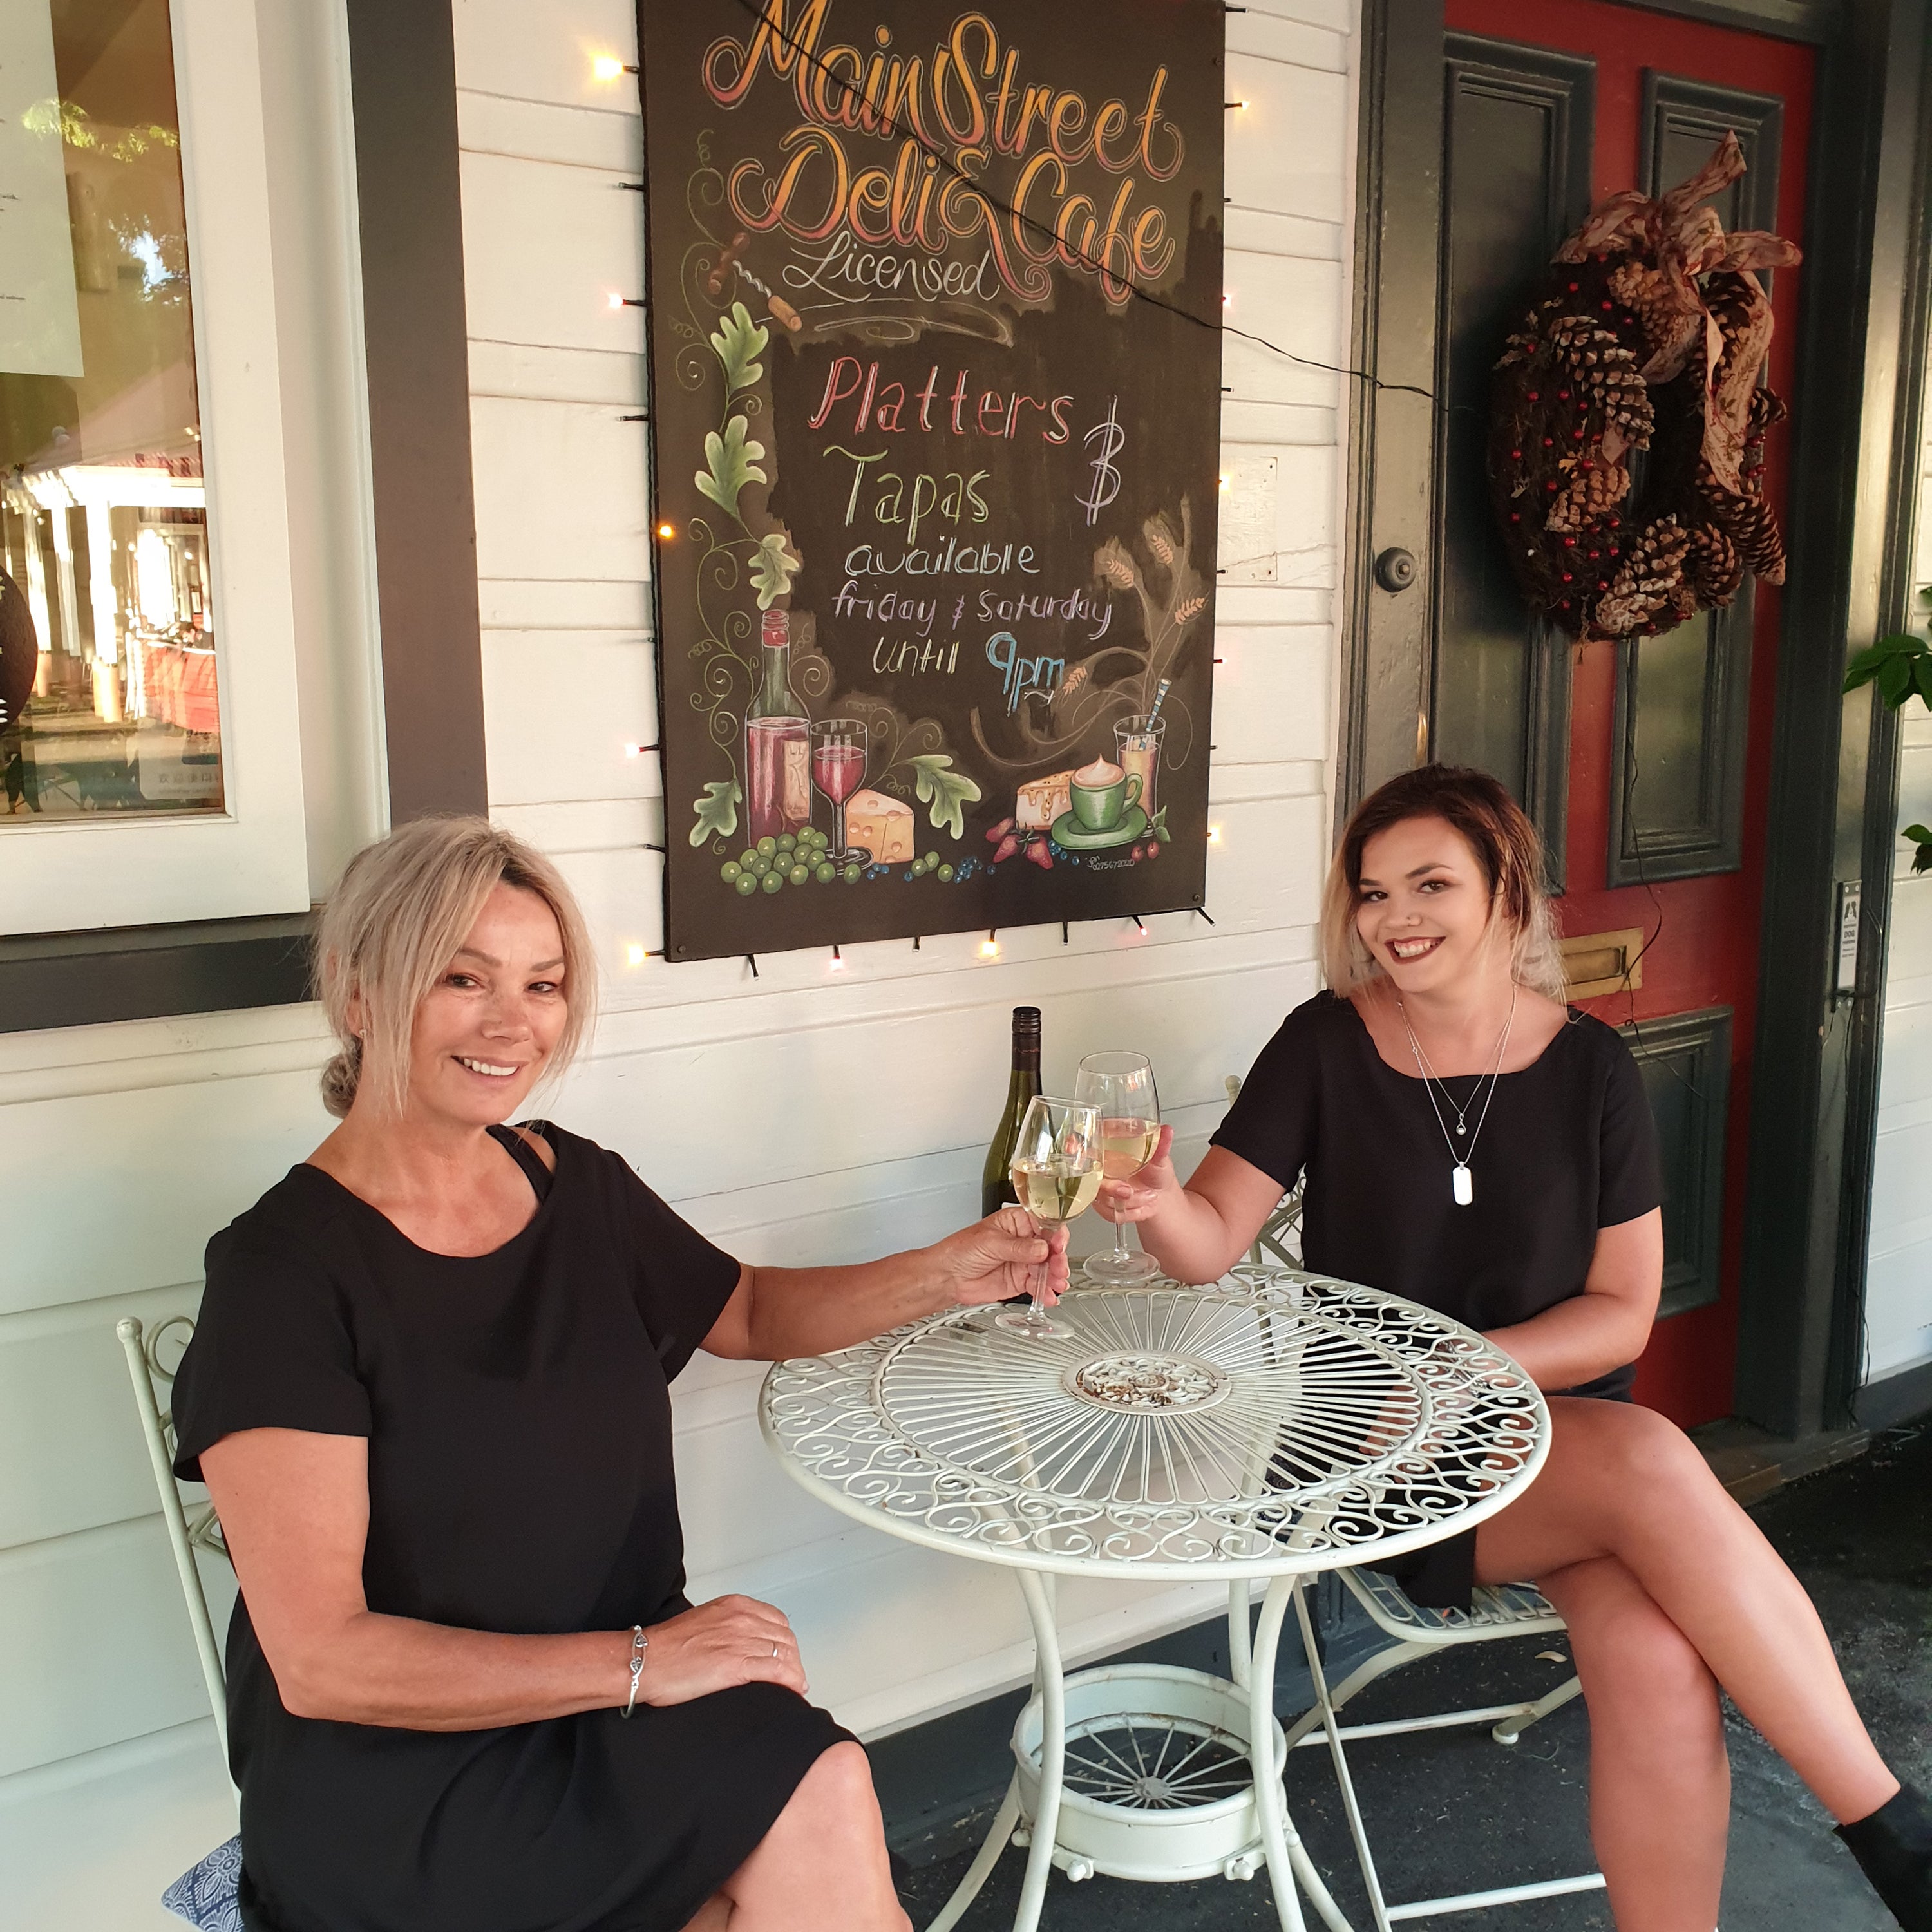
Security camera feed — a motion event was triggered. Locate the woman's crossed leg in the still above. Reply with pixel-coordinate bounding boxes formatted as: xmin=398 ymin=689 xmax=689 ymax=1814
xmin=684 ymin=1741 xmax=910 ymax=1932
xmin=1475 ymin=1397 xmax=1897 ymax=1931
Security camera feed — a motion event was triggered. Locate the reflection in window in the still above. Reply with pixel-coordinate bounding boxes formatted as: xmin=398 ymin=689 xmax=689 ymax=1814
xmin=0 ymin=0 xmax=222 ymax=821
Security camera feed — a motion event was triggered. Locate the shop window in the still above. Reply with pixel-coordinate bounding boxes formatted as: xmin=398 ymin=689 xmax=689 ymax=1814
xmin=0 ymin=0 xmax=320 ymax=936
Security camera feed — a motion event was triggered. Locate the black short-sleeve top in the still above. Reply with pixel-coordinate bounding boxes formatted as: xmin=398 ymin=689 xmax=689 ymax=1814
xmin=171 ymin=1122 xmax=743 ymax=1636
xmin=1211 ymin=992 xmax=1663 ymax=1398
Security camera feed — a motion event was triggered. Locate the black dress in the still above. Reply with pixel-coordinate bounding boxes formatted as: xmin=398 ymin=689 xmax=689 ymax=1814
xmin=171 ymin=1122 xmax=851 ymax=1932
xmin=1211 ymin=992 xmax=1663 ymax=1605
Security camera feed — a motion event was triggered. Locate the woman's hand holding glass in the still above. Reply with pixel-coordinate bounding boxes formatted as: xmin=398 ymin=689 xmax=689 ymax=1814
xmin=1092 ymin=1122 xmax=1180 ymax=1228
xmin=935 ymin=1204 xmax=1072 ymax=1307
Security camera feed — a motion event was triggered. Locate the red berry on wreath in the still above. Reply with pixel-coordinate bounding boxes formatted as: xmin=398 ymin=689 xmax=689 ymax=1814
xmin=1510 ymin=449 xmax=1522 ymax=460
xmin=1567 ymin=281 xmax=1579 ymax=292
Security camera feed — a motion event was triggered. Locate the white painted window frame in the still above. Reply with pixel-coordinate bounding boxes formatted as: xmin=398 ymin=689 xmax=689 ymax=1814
xmin=2 ymin=0 xmax=319 ymax=936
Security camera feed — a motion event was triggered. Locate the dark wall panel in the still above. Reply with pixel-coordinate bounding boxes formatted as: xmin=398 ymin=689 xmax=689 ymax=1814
xmin=1625 ymin=1007 xmax=1734 ymax=1318
xmin=1434 ymin=37 xmax=1596 ymax=886
xmin=1606 ymin=76 xmax=1785 ymax=886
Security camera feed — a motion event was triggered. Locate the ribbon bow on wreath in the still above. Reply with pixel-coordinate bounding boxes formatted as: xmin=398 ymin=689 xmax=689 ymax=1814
xmin=1488 ymin=132 xmax=1802 ymax=642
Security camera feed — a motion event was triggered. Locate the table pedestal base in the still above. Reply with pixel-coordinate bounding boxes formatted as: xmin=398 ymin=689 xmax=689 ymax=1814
xmin=923 ymin=1573 xmax=1356 ymax=1932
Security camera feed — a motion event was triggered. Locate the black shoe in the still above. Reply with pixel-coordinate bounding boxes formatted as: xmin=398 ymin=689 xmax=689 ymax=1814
xmin=1839 ymin=1785 xmax=1932 ymax=1931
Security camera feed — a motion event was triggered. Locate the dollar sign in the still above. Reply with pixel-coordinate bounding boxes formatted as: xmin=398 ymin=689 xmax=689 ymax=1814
xmin=1079 ymin=397 xmax=1125 ymax=527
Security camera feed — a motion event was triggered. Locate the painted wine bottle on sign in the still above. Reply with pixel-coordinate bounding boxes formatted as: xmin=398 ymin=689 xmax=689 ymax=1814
xmin=745 ymin=609 xmax=811 ymax=844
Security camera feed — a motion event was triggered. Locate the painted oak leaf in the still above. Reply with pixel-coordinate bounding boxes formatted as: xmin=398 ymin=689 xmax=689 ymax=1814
xmin=908 ymin=753 xmax=981 ymax=839
xmin=748 ymin=530 xmax=801 ymax=611
xmin=710 ymin=301 xmax=768 ymax=395
xmin=696 ymin=414 xmax=766 ymax=524
xmin=690 ymin=778 xmax=741 ymax=846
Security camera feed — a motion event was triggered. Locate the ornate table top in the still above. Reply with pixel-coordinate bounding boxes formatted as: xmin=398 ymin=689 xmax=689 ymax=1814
xmin=759 ymin=1267 xmax=1549 ymax=1580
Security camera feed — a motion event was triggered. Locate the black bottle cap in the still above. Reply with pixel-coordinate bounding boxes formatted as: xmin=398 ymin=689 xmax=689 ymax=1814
xmin=1012 ymin=1005 xmax=1041 ymax=1033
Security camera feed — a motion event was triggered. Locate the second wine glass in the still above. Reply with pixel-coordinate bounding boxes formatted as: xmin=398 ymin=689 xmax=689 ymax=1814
xmin=994 ymin=1095 xmax=1099 ymax=1340
xmin=1075 ymin=1051 xmax=1162 ymax=1285
xmin=810 ymin=717 xmax=868 ymax=863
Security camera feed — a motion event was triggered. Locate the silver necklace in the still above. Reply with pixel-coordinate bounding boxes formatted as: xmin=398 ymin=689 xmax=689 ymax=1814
xmin=1396 ymin=987 xmax=1517 ymax=1206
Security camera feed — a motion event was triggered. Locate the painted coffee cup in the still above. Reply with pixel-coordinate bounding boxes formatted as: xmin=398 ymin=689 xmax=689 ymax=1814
xmin=1070 ymin=757 xmax=1142 ymax=831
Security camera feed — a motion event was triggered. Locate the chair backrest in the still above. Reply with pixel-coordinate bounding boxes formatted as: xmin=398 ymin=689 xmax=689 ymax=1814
xmin=1223 ymin=1074 xmax=1305 ymax=1267
xmin=117 ymin=1315 xmax=232 ymax=1776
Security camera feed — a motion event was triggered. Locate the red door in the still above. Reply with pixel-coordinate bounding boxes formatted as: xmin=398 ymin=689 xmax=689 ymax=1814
xmin=1443 ymin=0 xmax=1814 ymax=1425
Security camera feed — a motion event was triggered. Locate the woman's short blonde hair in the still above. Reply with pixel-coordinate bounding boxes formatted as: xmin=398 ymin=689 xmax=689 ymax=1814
xmin=1319 ymin=765 xmax=1567 ymax=1000
xmin=314 ymin=816 xmax=598 ymax=1119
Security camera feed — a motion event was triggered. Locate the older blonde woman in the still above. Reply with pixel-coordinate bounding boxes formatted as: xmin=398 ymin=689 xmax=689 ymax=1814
xmin=1099 ymin=764 xmax=1931 ymax=1932
xmin=170 ymin=817 xmax=1068 ymax=1932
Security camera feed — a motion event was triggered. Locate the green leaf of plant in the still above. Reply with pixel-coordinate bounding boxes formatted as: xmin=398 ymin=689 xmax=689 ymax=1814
xmin=1877 ymin=631 xmax=1926 ymax=654
xmin=908 ymin=754 xmax=981 ymax=839
xmin=694 ymin=414 xmax=766 ymax=524
xmin=689 ymin=779 xmax=741 ymax=847
xmin=710 ymin=301 xmax=768 ymax=395
xmin=1915 ymin=838 xmax=1932 ymax=875
xmin=1878 ymin=653 xmax=1913 ymax=709
xmin=748 ymin=530 xmax=800 ymax=611
xmin=1915 ymin=657 xmax=1932 ymax=712
xmin=1904 ymin=823 xmax=1932 ymax=844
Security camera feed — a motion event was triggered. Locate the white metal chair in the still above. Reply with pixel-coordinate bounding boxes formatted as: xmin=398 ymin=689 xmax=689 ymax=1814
xmin=118 ymin=1314 xmax=244 ymax=1931
xmin=1222 ymin=1077 xmax=1600 ymax=1924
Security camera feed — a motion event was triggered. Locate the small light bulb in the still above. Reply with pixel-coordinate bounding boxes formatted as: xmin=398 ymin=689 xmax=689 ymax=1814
xmin=1218 ymin=474 xmax=1230 ymax=491
xmin=608 ymin=292 xmax=625 ymax=310
xmin=980 ymin=938 xmax=999 ymax=958
xmin=1209 ymin=825 xmax=1222 ymax=844
xmin=592 ymin=54 xmax=625 ymax=81
xmin=658 ymin=523 xmax=674 ymax=540
xmin=1221 ymin=292 xmax=1232 ymax=307
xmin=829 ymin=956 xmax=846 ymax=972
xmin=625 ymin=943 xmax=645 ymax=967
xmin=623 ymin=742 xmax=643 ymax=758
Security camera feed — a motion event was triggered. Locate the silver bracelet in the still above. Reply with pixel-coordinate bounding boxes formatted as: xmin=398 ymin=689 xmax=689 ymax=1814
xmin=619 ymin=1625 xmax=647 ymax=1718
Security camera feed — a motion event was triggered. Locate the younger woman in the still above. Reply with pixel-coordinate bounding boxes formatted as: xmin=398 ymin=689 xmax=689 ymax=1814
xmin=1099 ymin=764 xmax=1930 ymax=1932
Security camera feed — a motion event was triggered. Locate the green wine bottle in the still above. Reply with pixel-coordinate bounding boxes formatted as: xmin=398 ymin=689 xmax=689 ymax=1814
xmin=980 ymin=1005 xmax=1042 ymax=1218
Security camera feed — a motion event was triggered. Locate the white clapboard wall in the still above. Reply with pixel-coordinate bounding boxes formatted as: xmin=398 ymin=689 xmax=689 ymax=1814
xmin=1864 ymin=321 xmax=1932 ymax=1396
xmin=0 ymin=0 xmax=1356 ymax=1814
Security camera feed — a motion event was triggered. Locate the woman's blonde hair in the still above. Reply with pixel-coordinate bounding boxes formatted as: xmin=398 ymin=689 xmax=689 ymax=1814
xmin=1319 ymin=765 xmax=1567 ymax=1000
xmin=314 ymin=816 xmax=598 ymax=1119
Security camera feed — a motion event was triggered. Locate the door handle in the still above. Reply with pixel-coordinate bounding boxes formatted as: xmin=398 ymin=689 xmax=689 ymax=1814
xmin=1374 ymin=547 xmax=1419 ymax=593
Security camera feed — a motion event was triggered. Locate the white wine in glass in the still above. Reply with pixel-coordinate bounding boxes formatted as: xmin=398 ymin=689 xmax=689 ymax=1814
xmin=995 ymin=1095 xmax=1099 ymax=1340
xmin=1075 ymin=1051 xmax=1162 ymax=1285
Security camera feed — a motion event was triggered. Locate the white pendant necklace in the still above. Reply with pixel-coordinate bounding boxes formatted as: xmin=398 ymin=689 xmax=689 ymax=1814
xmin=1397 ymin=986 xmax=1517 ymax=1206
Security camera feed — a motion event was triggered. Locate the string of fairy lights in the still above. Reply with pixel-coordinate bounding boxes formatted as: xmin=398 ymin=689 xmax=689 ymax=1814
xmin=590 ymin=15 xmax=1349 ymax=975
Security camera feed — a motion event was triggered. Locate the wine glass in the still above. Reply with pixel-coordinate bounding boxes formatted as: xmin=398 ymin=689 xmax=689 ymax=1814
xmin=1075 ymin=1052 xmax=1162 ymax=1285
xmin=810 ymin=717 xmax=867 ymax=862
xmin=995 ymin=1096 xmax=1100 ymax=1340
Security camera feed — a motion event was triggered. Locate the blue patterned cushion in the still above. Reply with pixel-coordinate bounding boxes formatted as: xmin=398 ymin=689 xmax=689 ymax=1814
xmin=162 ymin=1835 xmax=243 ymax=1932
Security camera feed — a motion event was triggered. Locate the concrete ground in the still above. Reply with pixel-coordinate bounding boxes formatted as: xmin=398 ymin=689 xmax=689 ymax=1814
xmin=895 ymin=1417 xmax=1932 ymax=1931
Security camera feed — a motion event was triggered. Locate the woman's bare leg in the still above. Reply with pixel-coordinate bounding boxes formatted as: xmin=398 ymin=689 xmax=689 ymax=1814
xmin=1476 ymin=1398 xmax=1897 ymax=1826
xmin=713 ymin=1741 xmax=909 ymax=1932
xmin=1535 ymin=1553 xmax=1729 ymax=1931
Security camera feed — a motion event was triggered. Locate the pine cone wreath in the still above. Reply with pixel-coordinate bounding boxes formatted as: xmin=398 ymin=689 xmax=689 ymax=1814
xmin=1487 ymin=133 xmax=1799 ymax=642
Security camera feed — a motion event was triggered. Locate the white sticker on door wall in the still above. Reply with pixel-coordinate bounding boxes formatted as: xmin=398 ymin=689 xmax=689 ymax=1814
xmin=0 ymin=0 xmax=84 ymax=378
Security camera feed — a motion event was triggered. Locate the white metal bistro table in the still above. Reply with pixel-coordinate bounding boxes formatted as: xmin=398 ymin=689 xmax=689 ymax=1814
xmin=759 ymin=1265 xmax=1550 ymax=1932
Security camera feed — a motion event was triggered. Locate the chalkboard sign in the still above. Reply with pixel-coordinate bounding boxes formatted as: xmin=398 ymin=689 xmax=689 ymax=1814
xmin=638 ymin=0 xmax=1224 ymax=961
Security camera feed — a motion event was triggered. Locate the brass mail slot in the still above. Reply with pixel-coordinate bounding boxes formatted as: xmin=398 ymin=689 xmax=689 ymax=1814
xmin=1561 ymin=927 xmax=1646 ymax=1000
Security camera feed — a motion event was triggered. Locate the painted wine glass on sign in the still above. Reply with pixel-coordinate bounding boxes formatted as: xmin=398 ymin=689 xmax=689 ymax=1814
xmin=1074 ymin=1052 xmax=1162 ymax=1285
xmin=996 ymin=1097 xmax=1101 ymax=1340
xmin=810 ymin=718 xmax=868 ymax=865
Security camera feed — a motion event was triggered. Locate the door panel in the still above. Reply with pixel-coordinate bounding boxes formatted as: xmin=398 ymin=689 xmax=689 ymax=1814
xmin=1432 ymin=39 xmax=1596 ymax=886
xmin=1430 ymin=0 xmax=1814 ymax=1425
